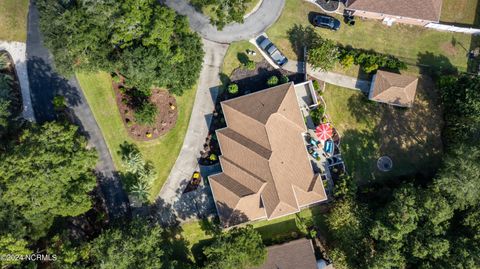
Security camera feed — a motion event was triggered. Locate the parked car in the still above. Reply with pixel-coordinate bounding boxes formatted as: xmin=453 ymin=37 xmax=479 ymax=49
xmin=311 ymin=13 xmax=341 ymax=31
xmin=256 ymin=36 xmax=288 ymax=67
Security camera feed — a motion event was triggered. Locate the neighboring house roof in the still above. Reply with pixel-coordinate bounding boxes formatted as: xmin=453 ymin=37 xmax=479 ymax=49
xmin=369 ymin=70 xmax=419 ymax=107
xmin=209 ymin=83 xmax=327 ymax=227
xmin=347 ymin=0 xmax=443 ymax=22
xmin=251 ymin=238 xmax=318 ymax=269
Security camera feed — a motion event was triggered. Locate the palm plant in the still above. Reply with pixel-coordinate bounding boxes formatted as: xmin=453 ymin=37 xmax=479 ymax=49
xmin=0 ymin=54 xmax=9 ymax=70
xmin=130 ymin=181 xmax=150 ymax=203
xmin=122 ymin=150 xmax=145 ymax=174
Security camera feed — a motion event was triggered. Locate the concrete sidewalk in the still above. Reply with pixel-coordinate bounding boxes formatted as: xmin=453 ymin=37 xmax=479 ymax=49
xmin=283 ymin=59 xmax=371 ymax=92
xmin=0 ymin=41 xmax=35 ymax=122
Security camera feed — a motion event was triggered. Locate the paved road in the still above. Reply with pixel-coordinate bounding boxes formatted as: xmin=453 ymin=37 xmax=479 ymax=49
xmin=27 ymin=3 xmax=130 ymax=220
xmin=0 ymin=41 xmax=35 ymax=121
xmin=154 ymin=39 xmax=228 ymax=223
xmin=164 ymin=0 xmax=285 ymax=43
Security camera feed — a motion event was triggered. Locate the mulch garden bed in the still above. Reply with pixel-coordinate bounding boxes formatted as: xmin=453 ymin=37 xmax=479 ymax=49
xmin=0 ymin=51 xmax=22 ymax=117
xmin=112 ymin=80 xmax=177 ymax=141
xmin=315 ymin=0 xmax=340 ymax=12
xmin=229 ymin=60 xmax=304 ymax=95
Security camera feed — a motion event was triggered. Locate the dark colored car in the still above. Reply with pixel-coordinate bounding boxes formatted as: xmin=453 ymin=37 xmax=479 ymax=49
xmin=312 ymin=14 xmax=341 ymax=30
xmin=256 ymin=36 xmax=288 ymax=67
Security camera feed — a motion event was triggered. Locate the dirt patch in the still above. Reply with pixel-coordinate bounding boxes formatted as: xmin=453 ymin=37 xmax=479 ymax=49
xmin=113 ymin=82 xmax=178 ymax=141
xmin=440 ymin=42 xmax=458 ymax=57
xmin=376 ymin=75 xmax=444 ymax=179
xmin=0 ymin=50 xmax=22 ymax=117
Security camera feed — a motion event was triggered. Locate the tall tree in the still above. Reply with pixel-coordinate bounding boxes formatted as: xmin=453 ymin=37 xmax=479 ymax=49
xmin=0 ymin=122 xmax=97 ymax=238
xmin=37 ymin=0 xmax=203 ymax=95
xmin=203 ymin=225 xmax=266 ymax=269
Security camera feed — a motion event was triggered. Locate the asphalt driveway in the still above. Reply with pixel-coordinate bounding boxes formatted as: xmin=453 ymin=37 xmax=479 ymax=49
xmin=26 ymin=2 xmax=130 ymax=220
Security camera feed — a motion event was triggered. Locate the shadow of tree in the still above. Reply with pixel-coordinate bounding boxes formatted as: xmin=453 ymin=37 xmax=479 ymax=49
xmin=287 ymin=24 xmax=320 ymax=59
xmin=237 ymin=52 xmax=250 ymax=65
xmin=416 ymin=51 xmax=458 ymax=78
xmin=341 ymin=73 xmax=444 ymax=183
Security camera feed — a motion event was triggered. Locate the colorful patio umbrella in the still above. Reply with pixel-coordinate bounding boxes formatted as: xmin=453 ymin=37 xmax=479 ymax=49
xmin=315 ymin=123 xmax=333 ymax=141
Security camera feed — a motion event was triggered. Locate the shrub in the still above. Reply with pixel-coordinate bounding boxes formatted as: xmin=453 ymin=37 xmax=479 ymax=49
xmin=134 ymin=102 xmax=158 ymax=125
xmin=340 ymin=54 xmax=355 ymax=69
xmin=112 ymin=74 xmax=122 ymax=84
xmin=279 ymin=75 xmax=289 ymax=84
xmin=310 ymin=108 xmax=322 ymax=125
xmin=363 ymin=62 xmax=379 ymax=73
xmin=227 ymin=83 xmax=239 ymax=95
xmin=52 ymin=95 xmax=66 ymax=110
xmin=312 ymin=80 xmax=320 ymax=91
xmin=267 ymin=76 xmax=279 ymax=86
xmin=244 ymin=60 xmax=256 ymax=70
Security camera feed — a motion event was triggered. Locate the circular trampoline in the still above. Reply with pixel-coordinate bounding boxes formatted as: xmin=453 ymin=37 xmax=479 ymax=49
xmin=377 ymin=156 xmax=393 ymax=172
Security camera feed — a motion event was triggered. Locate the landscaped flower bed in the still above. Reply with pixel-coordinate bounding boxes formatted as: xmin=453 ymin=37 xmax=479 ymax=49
xmin=112 ymin=73 xmax=178 ymax=141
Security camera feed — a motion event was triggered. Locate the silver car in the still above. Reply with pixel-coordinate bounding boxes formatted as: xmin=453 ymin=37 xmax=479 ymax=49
xmin=257 ymin=36 xmax=288 ymax=66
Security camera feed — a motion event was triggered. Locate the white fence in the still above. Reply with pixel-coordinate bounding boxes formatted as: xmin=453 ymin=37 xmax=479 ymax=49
xmin=426 ymin=23 xmax=480 ymax=35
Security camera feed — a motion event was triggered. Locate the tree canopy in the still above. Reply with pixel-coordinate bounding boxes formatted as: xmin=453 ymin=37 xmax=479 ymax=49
xmin=324 ymin=73 xmax=480 ymax=269
xmin=37 ymin=0 xmax=203 ymax=95
xmin=191 ymin=0 xmax=252 ymax=29
xmin=0 ymin=122 xmax=97 ymax=238
xmin=203 ymin=225 xmax=266 ymax=269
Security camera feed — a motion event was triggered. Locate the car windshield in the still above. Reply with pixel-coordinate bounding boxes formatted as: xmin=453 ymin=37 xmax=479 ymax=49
xmin=271 ymin=50 xmax=285 ymax=63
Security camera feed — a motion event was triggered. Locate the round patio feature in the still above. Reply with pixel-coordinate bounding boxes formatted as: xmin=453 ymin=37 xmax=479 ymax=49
xmin=377 ymin=156 xmax=393 ymax=172
xmin=315 ymin=0 xmax=340 ymax=13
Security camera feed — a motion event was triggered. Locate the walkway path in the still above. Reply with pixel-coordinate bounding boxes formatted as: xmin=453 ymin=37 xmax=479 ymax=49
xmin=27 ymin=3 xmax=129 ymax=220
xmin=154 ymin=39 xmax=228 ymax=223
xmin=164 ymin=0 xmax=285 ymax=43
xmin=0 ymin=41 xmax=35 ymax=121
xmin=284 ymin=60 xmax=371 ymax=92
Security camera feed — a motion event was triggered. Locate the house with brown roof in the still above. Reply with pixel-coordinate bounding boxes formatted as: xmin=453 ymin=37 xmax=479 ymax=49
xmin=209 ymin=82 xmax=327 ymax=227
xmin=345 ymin=0 xmax=443 ymax=26
xmin=250 ymin=238 xmax=321 ymax=269
xmin=368 ymin=70 xmax=419 ymax=107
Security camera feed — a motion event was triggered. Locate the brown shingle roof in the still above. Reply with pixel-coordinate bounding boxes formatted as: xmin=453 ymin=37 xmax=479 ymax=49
xmin=369 ymin=70 xmax=418 ymax=107
xmin=347 ymin=0 xmax=442 ymax=22
xmin=251 ymin=238 xmax=318 ymax=269
xmin=210 ymin=83 xmax=327 ymax=227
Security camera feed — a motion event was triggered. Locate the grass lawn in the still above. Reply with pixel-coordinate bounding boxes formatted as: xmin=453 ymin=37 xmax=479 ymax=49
xmin=76 ymin=71 xmax=196 ymax=201
xmin=178 ymin=206 xmax=328 ymax=263
xmin=441 ymin=0 xmax=480 ymax=26
xmin=323 ymin=82 xmax=443 ymax=182
xmin=0 ymin=0 xmax=29 ymax=42
xmin=198 ymin=0 xmax=261 ymax=21
xmin=266 ymin=0 xmax=477 ymax=72
xmin=221 ymin=40 xmax=263 ymax=76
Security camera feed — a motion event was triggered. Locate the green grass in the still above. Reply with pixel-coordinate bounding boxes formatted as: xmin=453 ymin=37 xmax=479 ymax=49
xmin=178 ymin=206 xmax=328 ymax=263
xmin=0 ymin=0 xmax=29 ymax=42
xmin=76 ymin=71 xmax=196 ymax=200
xmin=441 ymin=0 xmax=480 ymax=25
xmin=266 ymin=0 xmax=476 ymax=72
xmin=221 ymin=40 xmax=263 ymax=76
xmin=322 ymin=83 xmax=443 ymax=182
xmin=200 ymin=0 xmax=261 ymax=20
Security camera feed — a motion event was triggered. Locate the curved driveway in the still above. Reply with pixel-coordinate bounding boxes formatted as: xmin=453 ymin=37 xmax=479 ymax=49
xmin=164 ymin=0 xmax=285 ymax=43
xmin=27 ymin=3 xmax=130 ymax=220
